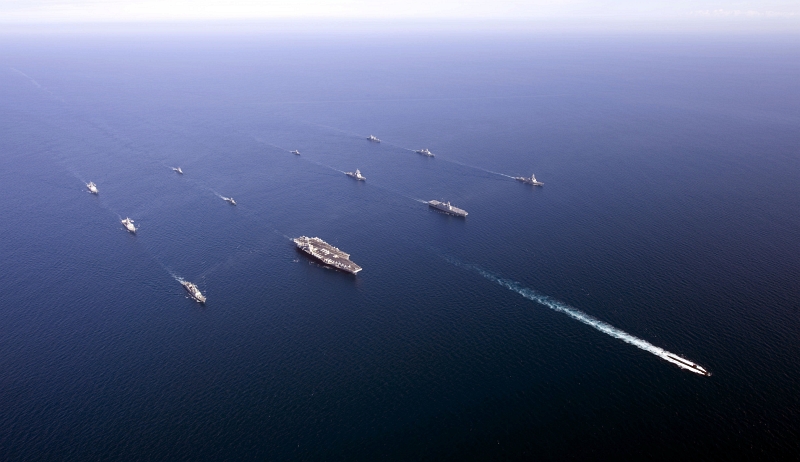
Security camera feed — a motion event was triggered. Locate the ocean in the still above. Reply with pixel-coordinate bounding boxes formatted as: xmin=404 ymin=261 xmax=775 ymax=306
xmin=0 ymin=31 xmax=799 ymax=459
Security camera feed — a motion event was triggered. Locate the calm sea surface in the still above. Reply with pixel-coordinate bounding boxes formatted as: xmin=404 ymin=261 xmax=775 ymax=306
xmin=1 ymin=32 xmax=799 ymax=460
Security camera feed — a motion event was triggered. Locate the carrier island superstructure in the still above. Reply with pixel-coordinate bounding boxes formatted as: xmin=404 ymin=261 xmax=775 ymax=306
xmin=294 ymin=236 xmax=362 ymax=274
xmin=427 ymin=200 xmax=468 ymax=217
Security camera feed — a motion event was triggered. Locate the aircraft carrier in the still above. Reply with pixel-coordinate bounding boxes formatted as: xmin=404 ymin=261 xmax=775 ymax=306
xmin=294 ymin=236 xmax=362 ymax=274
xmin=428 ymin=200 xmax=468 ymax=217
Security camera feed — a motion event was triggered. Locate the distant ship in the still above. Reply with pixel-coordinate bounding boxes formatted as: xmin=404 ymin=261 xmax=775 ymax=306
xmin=173 ymin=167 xmax=183 ymax=174
xmin=86 ymin=182 xmax=98 ymax=194
xmin=222 ymin=196 xmax=236 ymax=205
xmin=415 ymin=148 xmax=434 ymax=157
xmin=367 ymin=135 xmax=381 ymax=143
xmin=345 ymin=169 xmax=366 ymax=181
xmin=181 ymin=280 xmax=206 ymax=304
xmin=427 ymin=200 xmax=468 ymax=217
xmin=293 ymin=236 xmax=362 ymax=274
xmin=121 ymin=217 xmax=137 ymax=233
xmin=291 ymin=150 xmax=301 ymax=155
xmin=514 ymin=174 xmax=543 ymax=186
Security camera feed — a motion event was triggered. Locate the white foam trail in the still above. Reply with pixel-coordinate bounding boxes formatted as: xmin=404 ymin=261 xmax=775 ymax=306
xmin=448 ymin=259 xmax=709 ymax=376
xmin=438 ymin=157 xmax=515 ymax=179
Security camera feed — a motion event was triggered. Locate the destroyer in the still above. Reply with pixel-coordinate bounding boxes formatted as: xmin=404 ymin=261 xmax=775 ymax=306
xmin=514 ymin=173 xmax=543 ymax=186
xmin=121 ymin=217 xmax=137 ymax=233
xmin=181 ymin=280 xmax=206 ymax=304
xmin=427 ymin=200 xmax=468 ymax=217
xmin=86 ymin=182 xmax=98 ymax=194
xmin=345 ymin=169 xmax=366 ymax=181
xmin=293 ymin=236 xmax=362 ymax=274
xmin=222 ymin=196 xmax=236 ymax=205
xmin=415 ymin=148 xmax=434 ymax=157
xmin=173 ymin=167 xmax=183 ymax=174
xmin=291 ymin=150 xmax=301 ymax=155
xmin=367 ymin=135 xmax=380 ymax=143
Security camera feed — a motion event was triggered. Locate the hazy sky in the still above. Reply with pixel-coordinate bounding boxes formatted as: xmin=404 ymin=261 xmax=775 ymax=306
xmin=1 ymin=0 xmax=798 ymax=31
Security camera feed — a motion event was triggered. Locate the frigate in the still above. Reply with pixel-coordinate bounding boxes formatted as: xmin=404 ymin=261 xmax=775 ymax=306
xmin=121 ymin=217 xmax=137 ymax=233
xmin=293 ymin=236 xmax=362 ymax=274
xmin=86 ymin=182 xmax=98 ymax=194
xmin=181 ymin=280 xmax=206 ymax=304
xmin=291 ymin=150 xmax=301 ymax=155
xmin=367 ymin=135 xmax=380 ymax=143
xmin=415 ymin=148 xmax=434 ymax=157
xmin=427 ymin=200 xmax=468 ymax=217
xmin=222 ymin=196 xmax=236 ymax=205
xmin=345 ymin=169 xmax=366 ymax=181
xmin=173 ymin=167 xmax=183 ymax=174
xmin=514 ymin=174 xmax=543 ymax=186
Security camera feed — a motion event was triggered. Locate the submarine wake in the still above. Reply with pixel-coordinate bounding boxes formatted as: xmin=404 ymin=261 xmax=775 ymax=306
xmin=448 ymin=258 xmax=710 ymax=376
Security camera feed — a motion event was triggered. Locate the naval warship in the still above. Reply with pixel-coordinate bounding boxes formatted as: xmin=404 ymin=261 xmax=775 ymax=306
xmin=121 ymin=217 xmax=137 ymax=233
xmin=293 ymin=236 xmax=362 ymax=274
xmin=181 ymin=280 xmax=206 ymax=304
xmin=222 ymin=196 xmax=236 ymax=205
xmin=427 ymin=200 xmax=468 ymax=217
xmin=291 ymin=150 xmax=301 ymax=155
xmin=367 ymin=135 xmax=381 ymax=143
xmin=345 ymin=169 xmax=366 ymax=181
xmin=86 ymin=182 xmax=98 ymax=194
xmin=415 ymin=148 xmax=434 ymax=157
xmin=173 ymin=167 xmax=183 ymax=174
xmin=514 ymin=173 xmax=543 ymax=186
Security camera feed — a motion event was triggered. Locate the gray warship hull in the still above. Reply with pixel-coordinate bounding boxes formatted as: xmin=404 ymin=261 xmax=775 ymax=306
xmin=427 ymin=200 xmax=468 ymax=217
xmin=294 ymin=236 xmax=362 ymax=274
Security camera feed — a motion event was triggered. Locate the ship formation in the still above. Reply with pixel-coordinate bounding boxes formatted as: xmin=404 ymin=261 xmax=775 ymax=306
xmin=345 ymin=169 xmax=366 ymax=181
xmin=514 ymin=173 xmax=543 ymax=186
xmin=86 ymin=182 xmax=98 ymax=194
xmin=293 ymin=236 xmax=362 ymax=274
xmin=428 ymin=200 xmax=468 ymax=217
xmin=181 ymin=280 xmax=206 ymax=304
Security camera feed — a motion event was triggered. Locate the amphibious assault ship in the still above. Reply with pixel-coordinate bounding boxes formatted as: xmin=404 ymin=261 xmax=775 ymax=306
xmin=367 ymin=135 xmax=381 ymax=143
xmin=427 ymin=200 xmax=468 ymax=217
xmin=415 ymin=148 xmax=434 ymax=157
xmin=121 ymin=217 xmax=137 ymax=233
xmin=86 ymin=182 xmax=98 ymax=194
xmin=514 ymin=173 xmax=543 ymax=186
xmin=345 ymin=169 xmax=366 ymax=181
xmin=181 ymin=280 xmax=206 ymax=304
xmin=293 ymin=236 xmax=362 ymax=274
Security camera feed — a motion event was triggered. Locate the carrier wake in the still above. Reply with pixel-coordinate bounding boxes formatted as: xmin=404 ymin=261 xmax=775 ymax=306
xmin=452 ymin=260 xmax=710 ymax=376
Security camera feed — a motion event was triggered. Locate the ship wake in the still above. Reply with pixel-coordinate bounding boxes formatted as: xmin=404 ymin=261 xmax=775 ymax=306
xmin=447 ymin=258 xmax=710 ymax=376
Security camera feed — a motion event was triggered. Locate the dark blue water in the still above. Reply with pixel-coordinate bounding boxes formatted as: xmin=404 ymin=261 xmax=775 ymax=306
xmin=1 ymin=32 xmax=799 ymax=460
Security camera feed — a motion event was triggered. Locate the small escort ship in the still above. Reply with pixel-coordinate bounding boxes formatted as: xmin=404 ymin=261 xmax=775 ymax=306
xmin=86 ymin=182 xmax=98 ymax=194
xmin=427 ymin=200 xmax=468 ymax=217
xmin=514 ymin=173 xmax=543 ymax=186
xmin=181 ymin=280 xmax=206 ymax=304
xmin=121 ymin=217 xmax=137 ymax=234
xmin=173 ymin=167 xmax=183 ymax=174
xmin=367 ymin=135 xmax=381 ymax=143
xmin=293 ymin=236 xmax=362 ymax=274
xmin=345 ymin=169 xmax=366 ymax=181
xmin=415 ymin=148 xmax=434 ymax=157
xmin=222 ymin=196 xmax=236 ymax=205
xmin=291 ymin=150 xmax=301 ymax=155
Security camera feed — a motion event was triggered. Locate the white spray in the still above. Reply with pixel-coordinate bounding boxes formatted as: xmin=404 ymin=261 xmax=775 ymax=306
xmin=449 ymin=259 xmax=709 ymax=376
